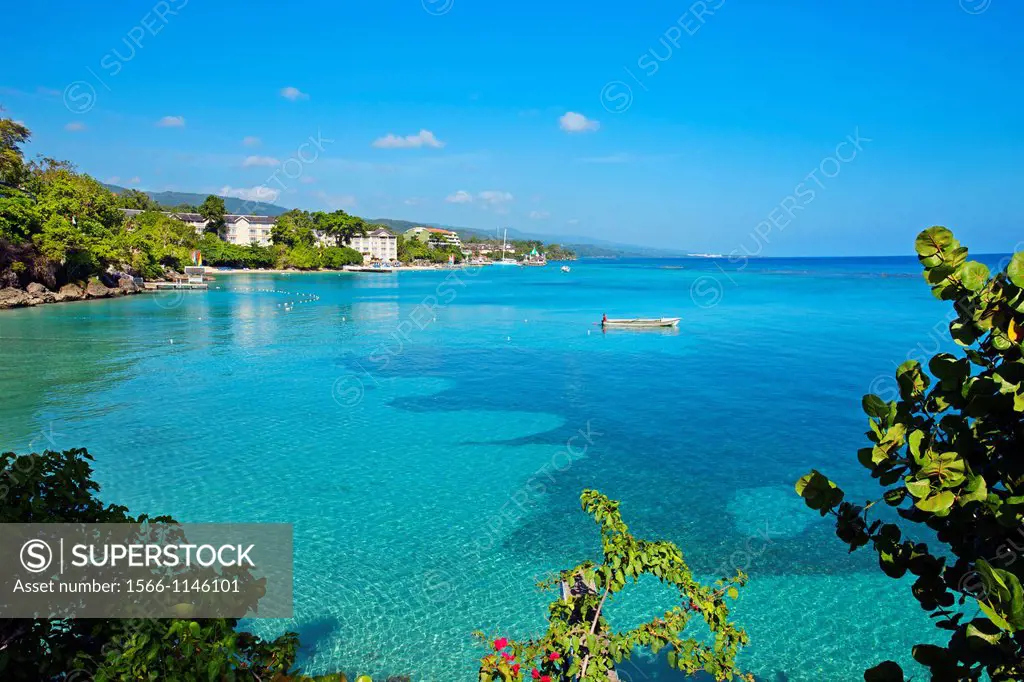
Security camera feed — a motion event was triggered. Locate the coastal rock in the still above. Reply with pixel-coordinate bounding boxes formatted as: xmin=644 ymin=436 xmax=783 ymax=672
xmin=85 ymin=279 xmax=113 ymax=299
xmin=30 ymin=261 xmax=59 ymax=290
xmin=26 ymin=282 xmax=56 ymax=304
xmin=56 ymin=283 xmax=85 ymax=302
xmin=166 ymin=269 xmax=183 ymax=281
xmin=100 ymin=271 xmax=121 ymax=289
xmin=0 ymin=287 xmax=34 ymax=309
xmin=118 ymin=276 xmax=141 ymax=294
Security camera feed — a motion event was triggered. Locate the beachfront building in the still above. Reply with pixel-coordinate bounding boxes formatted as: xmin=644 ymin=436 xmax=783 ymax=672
xmin=346 ymin=228 xmax=398 ymax=262
xmin=428 ymin=228 xmax=462 ymax=249
xmin=403 ymin=226 xmax=431 ymax=243
xmin=403 ymin=226 xmax=462 ymax=250
xmin=463 ymin=242 xmax=493 ymax=256
xmin=116 ymin=208 xmax=277 ymax=246
xmin=170 ymin=212 xmax=210 ymax=235
xmin=224 ymin=215 xmax=275 ymax=246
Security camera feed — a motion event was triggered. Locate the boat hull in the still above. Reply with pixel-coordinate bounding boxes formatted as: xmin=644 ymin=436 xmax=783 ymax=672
xmin=602 ymin=318 xmax=680 ymax=328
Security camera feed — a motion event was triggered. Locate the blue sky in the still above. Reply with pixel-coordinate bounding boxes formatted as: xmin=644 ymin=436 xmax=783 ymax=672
xmin=1 ymin=0 xmax=1021 ymax=255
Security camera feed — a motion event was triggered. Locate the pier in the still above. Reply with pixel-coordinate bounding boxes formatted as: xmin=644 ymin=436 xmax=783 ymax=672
xmin=145 ymin=282 xmax=208 ymax=290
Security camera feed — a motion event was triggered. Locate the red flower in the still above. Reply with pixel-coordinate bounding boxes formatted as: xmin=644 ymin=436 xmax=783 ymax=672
xmin=532 ymin=669 xmax=540 ymax=679
xmin=502 ymin=652 xmax=514 ymax=661
xmin=511 ymin=663 xmax=521 ymax=675
xmin=494 ymin=638 xmax=509 ymax=650
xmin=541 ymin=677 xmax=551 ymax=682
xmin=548 ymin=652 xmax=561 ymax=661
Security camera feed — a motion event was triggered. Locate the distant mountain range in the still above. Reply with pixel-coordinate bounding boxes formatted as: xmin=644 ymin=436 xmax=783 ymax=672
xmin=104 ymin=185 xmax=288 ymax=217
xmin=105 ymin=185 xmax=686 ymax=258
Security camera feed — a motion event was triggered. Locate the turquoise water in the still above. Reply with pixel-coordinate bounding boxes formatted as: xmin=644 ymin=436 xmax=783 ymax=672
xmin=0 ymin=257 xmax=998 ymax=680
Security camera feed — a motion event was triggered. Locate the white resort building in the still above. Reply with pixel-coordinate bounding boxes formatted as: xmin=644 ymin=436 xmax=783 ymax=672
xmin=403 ymin=226 xmax=463 ymax=249
xmin=224 ymin=215 xmax=275 ymax=246
xmin=168 ymin=212 xmax=209 ymax=235
xmin=117 ymin=208 xmax=276 ymax=246
xmin=117 ymin=208 xmax=395 ymax=256
xmin=346 ymin=228 xmax=399 ymax=262
xmin=314 ymin=227 xmax=399 ymax=262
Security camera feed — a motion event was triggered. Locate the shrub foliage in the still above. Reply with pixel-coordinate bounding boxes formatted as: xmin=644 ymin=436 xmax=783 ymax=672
xmin=796 ymin=227 xmax=1024 ymax=680
xmin=477 ymin=490 xmax=750 ymax=682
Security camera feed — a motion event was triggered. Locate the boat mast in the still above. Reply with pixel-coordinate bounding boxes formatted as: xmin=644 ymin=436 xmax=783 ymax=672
xmin=502 ymin=228 xmax=508 ymax=261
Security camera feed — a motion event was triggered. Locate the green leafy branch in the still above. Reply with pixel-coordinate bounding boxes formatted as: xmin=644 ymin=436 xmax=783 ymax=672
xmin=477 ymin=490 xmax=751 ymax=682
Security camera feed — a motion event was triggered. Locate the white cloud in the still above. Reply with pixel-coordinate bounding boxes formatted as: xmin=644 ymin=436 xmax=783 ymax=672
xmin=156 ymin=115 xmax=185 ymax=128
xmin=65 ymin=122 xmax=87 ymax=132
xmin=280 ymin=86 xmax=309 ymax=101
xmin=106 ymin=176 xmax=120 ymax=184
xmin=242 ymin=155 xmax=280 ymax=167
xmin=567 ymin=218 xmax=580 ymax=225
xmin=219 ymin=185 xmax=280 ymax=203
xmin=300 ymin=176 xmax=317 ymax=184
xmin=580 ymin=152 xmax=631 ymax=164
xmin=312 ymin=190 xmax=357 ymax=209
xmin=446 ymin=190 xmax=474 ymax=204
xmin=403 ymin=197 xmax=427 ymax=206
xmin=478 ymin=190 xmax=513 ymax=214
xmin=528 ymin=210 xmax=550 ymax=220
xmin=446 ymin=190 xmax=514 ymax=212
xmin=128 ymin=176 xmax=141 ymax=185
xmin=372 ymin=129 xmax=445 ymax=149
xmin=559 ymin=111 xmax=600 ymax=133
xmin=242 ymin=136 xmax=261 ymax=147
xmin=478 ymin=190 xmax=513 ymax=206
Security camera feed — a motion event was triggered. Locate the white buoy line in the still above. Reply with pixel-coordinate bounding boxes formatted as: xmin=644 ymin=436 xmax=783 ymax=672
xmin=228 ymin=286 xmax=321 ymax=311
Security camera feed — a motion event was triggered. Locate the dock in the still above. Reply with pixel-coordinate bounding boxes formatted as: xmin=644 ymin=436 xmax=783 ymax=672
xmin=343 ymin=266 xmax=395 ymax=273
xmin=145 ymin=282 xmax=208 ymax=290
xmin=145 ymin=265 xmax=209 ymax=290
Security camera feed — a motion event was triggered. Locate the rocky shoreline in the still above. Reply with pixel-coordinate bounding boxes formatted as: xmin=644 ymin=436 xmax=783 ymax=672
xmin=0 ymin=275 xmax=146 ymax=310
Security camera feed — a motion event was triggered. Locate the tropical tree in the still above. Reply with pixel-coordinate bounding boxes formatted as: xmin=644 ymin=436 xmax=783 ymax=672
xmin=0 ymin=194 xmax=41 ymax=243
xmin=272 ymin=208 xmax=317 ymax=247
xmin=114 ymin=188 xmax=160 ymax=211
xmin=478 ymin=490 xmax=750 ymax=682
xmin=0 ymin=115 xmax=31 ymax=187
xmin=199 ymin=194 xmax=226 ymax=236
xmin=312 ymin=210 xmax=366 ymax=247
xmin=24 ymin=164 xmax=123 ymax=278
xmin=128 ymin=211 xmax=200 ymax=270
xmin=795 ymin=227 xmax=1024 ymax=680
xmin=319 ymin=245 xmax=363 ymax=269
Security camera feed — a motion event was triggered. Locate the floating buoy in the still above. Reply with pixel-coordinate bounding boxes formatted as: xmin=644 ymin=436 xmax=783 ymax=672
xmin=169 ymin=339 xmax=174 ymax=344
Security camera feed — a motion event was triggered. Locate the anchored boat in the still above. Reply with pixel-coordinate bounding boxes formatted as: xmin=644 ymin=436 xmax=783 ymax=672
xmin=601 ymin=317 xmax=680 ymax=329
xmin=491 ymin=228 xmax=522 ymax=266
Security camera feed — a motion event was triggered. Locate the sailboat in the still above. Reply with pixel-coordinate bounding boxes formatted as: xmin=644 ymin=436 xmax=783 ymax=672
xmin=492 ymin=228 xmax=521 ymax=266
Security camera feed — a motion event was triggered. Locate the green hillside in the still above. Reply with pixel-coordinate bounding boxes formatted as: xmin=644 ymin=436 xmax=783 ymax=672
xmin=103 ymin=184 xmax=292 ymax=216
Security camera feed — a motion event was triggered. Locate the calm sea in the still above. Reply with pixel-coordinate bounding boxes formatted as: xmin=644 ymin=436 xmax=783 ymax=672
xmin=0 ymin=255 xmax=1009 ymax=680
